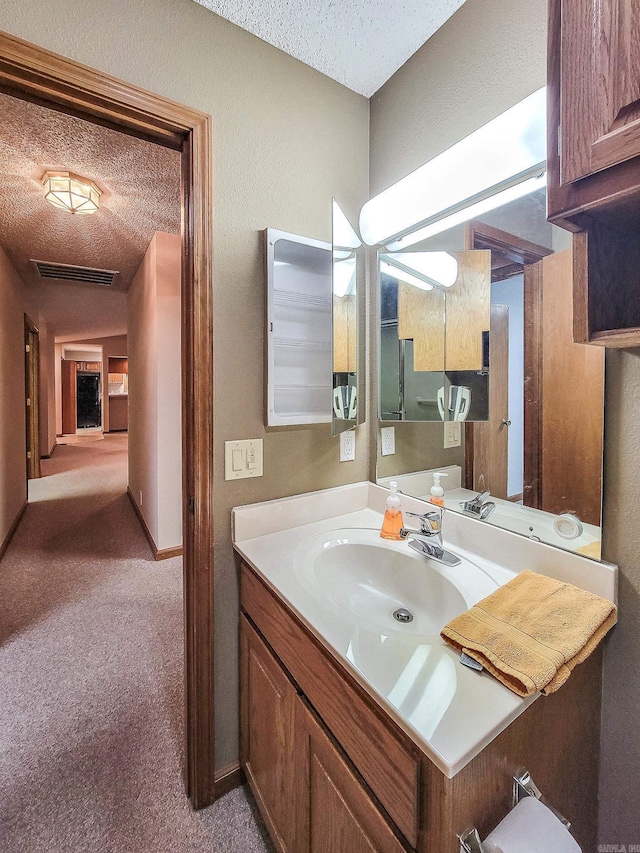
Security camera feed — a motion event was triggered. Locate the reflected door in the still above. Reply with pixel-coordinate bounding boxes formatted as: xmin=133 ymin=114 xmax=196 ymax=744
xmin=540 ymin=250 xmax=604 ymax=525
xmin=470 ymin=305 xmax=509 ymax=498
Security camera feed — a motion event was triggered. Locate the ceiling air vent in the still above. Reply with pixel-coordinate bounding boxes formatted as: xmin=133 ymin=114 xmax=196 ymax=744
xmin=32 ymin=260 xmax=118 ymax=287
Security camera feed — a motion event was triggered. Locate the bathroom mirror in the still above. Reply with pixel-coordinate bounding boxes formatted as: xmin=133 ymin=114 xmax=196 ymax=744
xmin=376 ymin=188 xmax=606 ymax=559
xmin=379 ymin=249 xmax=491 ymax=422
xmin=332 ymin=199 xmax=364 ymax=435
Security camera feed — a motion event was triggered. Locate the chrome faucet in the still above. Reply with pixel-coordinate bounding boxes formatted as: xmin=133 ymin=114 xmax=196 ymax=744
xmin=460 ymin=490 xmax=496 ymax=520
xmin=399 ymin=509 xmax=461 ymax=567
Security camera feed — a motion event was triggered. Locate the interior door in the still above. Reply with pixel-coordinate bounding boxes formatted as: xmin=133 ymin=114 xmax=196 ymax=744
xmin=540 ymin=250 xmax=604 ymax=524
xmin=24 ymin=317 xmax=40 ymax=480
xmin=471 ymin=305 xmax=509 ymax=498
xmin=76 ymin=373 xmax=101 ymax=428
xmin=61 ymin=359 xmax=77 ymax=435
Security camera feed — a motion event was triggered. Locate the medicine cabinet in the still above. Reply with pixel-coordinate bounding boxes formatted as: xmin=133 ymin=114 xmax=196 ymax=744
xmin=265 ymin=229 xmax=332 ymax=426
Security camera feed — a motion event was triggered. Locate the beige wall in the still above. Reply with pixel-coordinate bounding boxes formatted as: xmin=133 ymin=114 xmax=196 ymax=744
xmin=376 ymin=422 xmax=465 ymax=480
xmin=0 ymin=0 xmax=369 ymax=771
xmin=370 ymin=0 xmax=638 ymax=841
xmin=369 ymin=0 xmax=546 ymax=195
xmin=0 ymin=246 xmax=27 ymax=546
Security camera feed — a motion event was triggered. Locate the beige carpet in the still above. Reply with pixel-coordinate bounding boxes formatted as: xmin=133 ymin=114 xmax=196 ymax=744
xmin=0 ymin=434 xmax=272 ymax=852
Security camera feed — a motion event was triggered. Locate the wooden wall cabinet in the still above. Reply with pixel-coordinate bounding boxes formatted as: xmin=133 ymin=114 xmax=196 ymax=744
xmin=548 ymin=0 xmax=640 ymax=345
xmin=240 ymin=561 xmax=601 ymax=853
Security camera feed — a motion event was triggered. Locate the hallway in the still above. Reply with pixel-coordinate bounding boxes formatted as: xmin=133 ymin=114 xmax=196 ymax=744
xmin=0 ymin=435 xmax=270 ymax=852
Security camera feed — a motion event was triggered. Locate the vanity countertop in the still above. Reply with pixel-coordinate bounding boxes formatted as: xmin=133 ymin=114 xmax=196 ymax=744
xmin=232 ymin=481 xmax=616 ymax=778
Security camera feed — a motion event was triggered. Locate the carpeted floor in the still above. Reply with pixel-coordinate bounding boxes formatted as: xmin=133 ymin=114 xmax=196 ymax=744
xmin=0 ymin=434 xmax=273 ymax=852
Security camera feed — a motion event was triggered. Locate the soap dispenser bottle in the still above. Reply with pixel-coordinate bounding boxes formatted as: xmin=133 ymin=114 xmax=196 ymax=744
xmin=429 ymin=472 xmax=448 ymax=506
xmin=380 ymin=481 xmax=404 ymax=541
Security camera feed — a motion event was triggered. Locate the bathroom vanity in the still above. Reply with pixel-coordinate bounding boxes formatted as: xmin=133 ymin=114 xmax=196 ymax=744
xmin=234 ymin=484 xmax=616 ymax=852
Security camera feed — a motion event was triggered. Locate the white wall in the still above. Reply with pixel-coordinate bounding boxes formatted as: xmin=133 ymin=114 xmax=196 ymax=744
xmin=0 ymin=246 xmax=27 ymax=547
xmin=491 ymin=275 xmax=524 ymax=498
xmin=127 ymin=232 xmax=181 ymax=553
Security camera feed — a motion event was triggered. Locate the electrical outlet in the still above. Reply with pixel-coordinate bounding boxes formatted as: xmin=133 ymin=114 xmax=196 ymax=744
xmin=339 ymin=430 xmax=356 ymax=462
xmin=139 ymin=490 xmax=143 ymax=506
xmin=443 ymin=421 xmax=462 ymax=449
xmin=381 ymin=426 xmax=395 ymax=456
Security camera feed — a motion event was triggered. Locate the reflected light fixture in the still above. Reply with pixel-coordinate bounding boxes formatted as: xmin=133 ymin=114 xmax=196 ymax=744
xmin=41 ymin=171 xmax=101 ymax=215
xmin=384 ymin=251 xmax=458 ymax=288
xmin=359 ymin=87 xmax=546 ymax=248
xmin=333 ymin=255 xmax=357 ymax=297
xmin=380 ymin=259 xmax=433 ymax=291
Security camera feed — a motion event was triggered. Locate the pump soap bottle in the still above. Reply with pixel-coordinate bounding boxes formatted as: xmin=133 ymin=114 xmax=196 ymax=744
xmin=429 ymin=472 xmax=448 ymax=506
xmin=380 ymin=481 xmax=404 ymax=541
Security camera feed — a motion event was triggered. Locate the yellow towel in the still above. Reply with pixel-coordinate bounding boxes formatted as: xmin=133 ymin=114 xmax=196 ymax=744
xmin=441 ymin=570 xmax=617 ymax=697
xmin=576 ymin=540 xmax=602 ymax=560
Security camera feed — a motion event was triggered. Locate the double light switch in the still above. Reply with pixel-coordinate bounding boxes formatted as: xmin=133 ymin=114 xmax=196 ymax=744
xmin=225 ymin=439 xmax=263 ymax=480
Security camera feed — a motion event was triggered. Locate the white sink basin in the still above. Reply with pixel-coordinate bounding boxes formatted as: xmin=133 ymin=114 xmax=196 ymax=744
xmin=293 ymin=528 xmax=498 ymax=636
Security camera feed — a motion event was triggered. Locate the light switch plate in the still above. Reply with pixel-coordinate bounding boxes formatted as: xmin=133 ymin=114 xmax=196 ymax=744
xmin=225 ymin=439 xmax=263 ymax=480
xmin=380 ymin=426 xmax=395 ymax=456
xmin=443 ymin=421 xmax=462 ymax=449
xmin=339 ymin=430 xmax=356 ymax=462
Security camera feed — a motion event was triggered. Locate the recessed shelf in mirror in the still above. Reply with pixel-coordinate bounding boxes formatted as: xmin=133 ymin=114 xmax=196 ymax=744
xmin=266 ymin=229 xmax=332 ymax=426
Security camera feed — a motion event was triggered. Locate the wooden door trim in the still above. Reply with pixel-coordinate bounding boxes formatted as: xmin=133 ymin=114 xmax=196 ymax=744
xmin=523 ymin=261 xmax=543 ymax=507
xmin=0 ymin=31 xmax=215 ymax=808
xmin=24 ymin=314 xmax=41 ymax=480
xmin=464 ymin=221 xmax=550 ymax=503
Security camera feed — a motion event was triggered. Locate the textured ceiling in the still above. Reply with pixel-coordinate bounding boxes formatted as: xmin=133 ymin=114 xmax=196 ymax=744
xmin=192 ymin=0 xmax=467 ymax=96
xmin=0 ymin=91 xmax=181 ymax=338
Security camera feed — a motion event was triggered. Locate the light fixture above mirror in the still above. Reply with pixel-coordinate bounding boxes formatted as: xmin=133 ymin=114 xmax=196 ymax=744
xmin=359 ymin=87 xmax=546 ymax=249
xmin=41 ymin=170 xmax=101 ymax=215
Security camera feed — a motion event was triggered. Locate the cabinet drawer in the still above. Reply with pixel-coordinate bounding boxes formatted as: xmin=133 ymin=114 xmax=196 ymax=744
xmin=241 ymin=563 xmax=420 ymax=847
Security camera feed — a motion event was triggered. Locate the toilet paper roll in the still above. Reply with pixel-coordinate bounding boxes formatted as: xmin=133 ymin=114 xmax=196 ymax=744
xmin=483 ymin=796 xmax=582 ymax=853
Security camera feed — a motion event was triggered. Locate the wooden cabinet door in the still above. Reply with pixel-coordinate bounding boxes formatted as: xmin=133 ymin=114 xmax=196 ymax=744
xmin=560 ymin=0 xmax=640 ymax=184
xmin=296 ymin=699 xmax=407 ymax=853
xmin=240 ymin=615 xmax=299 ymax=853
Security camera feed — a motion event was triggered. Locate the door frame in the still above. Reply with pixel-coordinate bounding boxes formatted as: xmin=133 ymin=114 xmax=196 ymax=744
xmin=464 ymin=221 xmax=552 ymax=506
xmin=24 ymin=314 xmax=41 ymax=481
xmin=0 ymin=32 xmax=215 ymax=808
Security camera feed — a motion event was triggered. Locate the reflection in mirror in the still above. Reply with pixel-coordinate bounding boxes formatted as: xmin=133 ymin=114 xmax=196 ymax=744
xmin=379 ymin=250 xmax=491 ymax=422
xmin=377 ymin=188 xmax=605 ymax=560
xmin=332 ymin=200 xmax=362 ymax=435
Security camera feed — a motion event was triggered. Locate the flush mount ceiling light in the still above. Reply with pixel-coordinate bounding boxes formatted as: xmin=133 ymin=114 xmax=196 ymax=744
xmin=41 ymin=171 xmax=101 ymax=215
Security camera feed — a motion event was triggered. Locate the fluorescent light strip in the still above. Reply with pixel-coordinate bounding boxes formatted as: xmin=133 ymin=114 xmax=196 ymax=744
xmin=359 ymin=87 xmax=546 ymax=247
xmin=380 ymin=260 xmax=433 ymax=291
xmin=386 ymin=173 xmax=547 ymax=251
